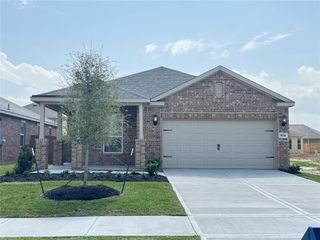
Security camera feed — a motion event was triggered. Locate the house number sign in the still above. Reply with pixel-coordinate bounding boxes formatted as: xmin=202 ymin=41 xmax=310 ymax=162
xmin=278 ymin=132 xmax=288 ymax=140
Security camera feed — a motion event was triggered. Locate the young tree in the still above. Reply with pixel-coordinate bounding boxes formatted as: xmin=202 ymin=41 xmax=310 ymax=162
xmin=62 ymin=50 xmax=118 ymax=186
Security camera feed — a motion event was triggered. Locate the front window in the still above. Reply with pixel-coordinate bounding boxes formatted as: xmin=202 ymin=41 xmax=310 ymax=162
xmin=289 ymin=139 xmax=292 ymax=149
xmin=49 ymin=127 xmax=52 ymax=136
xmin=20 ymin=120 xmax=26 ymax=146
xmin=103 ymin=114 xmax=123 ymax=154
xmin=297 ymin=139 xmax=301 ymax=150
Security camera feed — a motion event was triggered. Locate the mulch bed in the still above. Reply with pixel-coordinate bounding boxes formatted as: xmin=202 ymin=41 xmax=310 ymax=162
xmin=0 ymin=172 xmax=167 ymax=183
xmin=44 ymin=185 xmax=119 ymax=201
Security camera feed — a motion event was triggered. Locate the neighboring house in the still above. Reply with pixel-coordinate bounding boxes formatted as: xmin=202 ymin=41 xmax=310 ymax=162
xmin=24 ymin=103 xmax=58 ymax=124
xmin=31 ymin=65 xmax=294 ymax=170
xmin=0 ymin=97 xmax=57 ymax=165
xmin=289 ymin=124 xmax=320 ymax=154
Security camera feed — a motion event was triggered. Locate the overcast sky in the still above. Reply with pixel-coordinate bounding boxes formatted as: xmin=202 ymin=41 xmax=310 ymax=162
xmin=0 ymin=0 xmax=319 ymax=130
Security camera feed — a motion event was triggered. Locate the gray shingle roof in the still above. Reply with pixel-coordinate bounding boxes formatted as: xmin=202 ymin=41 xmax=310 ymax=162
xmin=32 ymin=66 xmax=195 ymax=100
xmin=24 ymin=103 xmax=58 ymax=120
xmin=289 ymin=124 xmax=320 ymax=139
xmin=116 ymin=66 xmax=195 ymax=99
xmin=0 ymin=97 xmax=56 ymax=125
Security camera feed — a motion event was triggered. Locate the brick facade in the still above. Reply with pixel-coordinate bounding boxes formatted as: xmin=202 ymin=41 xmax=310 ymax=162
xmin=0 ymin=114 xmax=56 ymax=164
xmin=141 ymin=70 xmax=290 ymax=170
xmin=70 ymin=70 xmax=290 ymax=170
xmin=35 ymin=138 xmax=48 ymax=169
xmin=87 ymin=106 xmax=137 ymax=166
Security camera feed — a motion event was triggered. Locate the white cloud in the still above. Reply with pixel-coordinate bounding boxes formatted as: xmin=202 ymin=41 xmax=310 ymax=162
xmin=235 ymin=66 xmax=320 ymax=130
xmin=19 ymin=0 xmax=29 ymax=6
xmin=0 ymin=51 xmax=63 ymax=104
xmin=164 ymin=39 xmax=204 ymax=56
xmin=297 ymin=65 xmax=320 ymax=84
xmin=145 ymin=43 xmax=158 ymax=54
xmin=241 ymin=32 xmax=291 ymax=52
xmin=210 ymin=50 xmax=230 ymax=60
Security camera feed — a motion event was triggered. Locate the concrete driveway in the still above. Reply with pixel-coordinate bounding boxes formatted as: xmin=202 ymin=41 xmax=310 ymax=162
xmin=165 ymin=169 xmax=320 ymax=240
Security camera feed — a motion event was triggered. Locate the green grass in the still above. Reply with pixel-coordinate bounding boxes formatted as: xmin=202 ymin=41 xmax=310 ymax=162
xmin=1 ymin=237 xmax=199 ymax=240
xmin=296 ymin=172 xmax=320 ymax=183
xmin=0 ymin=164 xmax=15 ymax=176
xmin=291 ymin=160 xmax=320 ymax=168
xmin=0 ymin=181 xmax=185 ymax=217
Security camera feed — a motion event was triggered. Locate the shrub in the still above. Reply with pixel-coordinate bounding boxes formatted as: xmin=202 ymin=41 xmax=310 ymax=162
xmin=145 ymin=158 xmax=161 ymax=176
xmin=61 ymin=170 xmax=69 ymax=177
xmin=4 ymin=170 xmax=14 ymax=176
xmin=43 ymin=169 xmax=51 ymax=179
xmin=14 ymin=145 xmax=34 ymax=174
xmin=288 ymin=164 xmax=301 ymax=174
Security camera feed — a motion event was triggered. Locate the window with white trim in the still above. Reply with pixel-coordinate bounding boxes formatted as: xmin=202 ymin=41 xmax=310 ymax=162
xmin=20 ymin=120 xmax=26 ymax=146
xmin=103 ymin=114 xmax=123 ymax=154
xmin=297 ymin=138 xmax=301 ymax=150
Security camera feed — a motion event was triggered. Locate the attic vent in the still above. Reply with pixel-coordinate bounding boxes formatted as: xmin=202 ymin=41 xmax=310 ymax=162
xmin=215 ymin=82 xmax=224 ymax=98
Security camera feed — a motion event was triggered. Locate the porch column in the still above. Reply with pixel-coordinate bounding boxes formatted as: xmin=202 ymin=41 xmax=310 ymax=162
xmin=135 ymin=104 xmax=146 ymax=169
xmin=56 ymin=111 xmax=63 ymax=140
xmin=138 ymin=104 xmax=144 ymax=139
xmin=39 ymin=103 xmax=45 ymax=139
xmin=53 ymin=111 xmax=63 ymax=165
xmin=35 ymin=103 xmax=48 ymax=169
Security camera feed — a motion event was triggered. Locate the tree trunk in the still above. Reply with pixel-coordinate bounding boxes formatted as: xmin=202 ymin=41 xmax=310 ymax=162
xmin=83 ymin=145 xmax=89 ymax=186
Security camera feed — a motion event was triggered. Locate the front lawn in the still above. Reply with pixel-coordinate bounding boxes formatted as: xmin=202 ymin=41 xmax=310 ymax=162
xmin=296 ymin=172 xmax=320 ymax=183
xmin=1 ymin=238 xmax=199 ymax=240
xmin=0 ymin=181 xmax=185 ymax=217
xmin=291 ymin=160 xmax=320 ymax=169
xmin=0 ymin=164 xmax=15 ymax=176
xmin=1 ymin=237 xmax=199 ymax=240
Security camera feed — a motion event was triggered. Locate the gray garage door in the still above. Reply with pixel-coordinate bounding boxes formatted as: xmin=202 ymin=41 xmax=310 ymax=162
xmin=162 ymin=120 xmax=277 ymax=169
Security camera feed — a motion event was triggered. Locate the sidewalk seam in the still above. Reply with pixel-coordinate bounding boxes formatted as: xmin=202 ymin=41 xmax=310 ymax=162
xmin=84 ymin=216 xmax=99 ymax=236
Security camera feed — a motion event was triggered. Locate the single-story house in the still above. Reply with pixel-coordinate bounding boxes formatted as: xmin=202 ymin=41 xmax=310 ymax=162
xmin=31 ymin=65 xmax=294 ymax=170
xmin=24 ymin=103 xmax=58 ymax=124
xmin=0 ymin=97 xmax=57 ymax=165
xmin=289 ymin=124 xmax=320 ymax=154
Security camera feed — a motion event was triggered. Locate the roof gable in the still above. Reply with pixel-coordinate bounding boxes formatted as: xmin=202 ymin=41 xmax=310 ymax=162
xmin=151 ymin=65 xmax=294 ymax=105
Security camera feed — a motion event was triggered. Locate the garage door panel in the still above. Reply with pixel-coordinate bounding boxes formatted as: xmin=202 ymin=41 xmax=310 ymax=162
xmin=162 ymin=120 xmax=276 ymax=169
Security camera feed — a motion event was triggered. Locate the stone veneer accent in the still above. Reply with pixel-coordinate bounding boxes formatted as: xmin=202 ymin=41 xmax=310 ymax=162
xmin=35 ymin=138 xmax=48 ymax=170
xmin=71 ymin=143 xmax=84 ymax=170
xmin=135 ymin=139 xmax=146 ymax=169
xmin=53 ymin=140 xmax=63 ymax=165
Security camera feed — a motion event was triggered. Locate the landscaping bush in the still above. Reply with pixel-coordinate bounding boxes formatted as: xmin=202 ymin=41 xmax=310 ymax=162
xmin=44 ymin=185 xmax=119 ymax=201
xmin=145 ymin=158 xmax=161 ymax=176
xmin=288 ymin=164 xmax=301 ymax=174
xmin=14 ymin=145 xmax=34 ymax=174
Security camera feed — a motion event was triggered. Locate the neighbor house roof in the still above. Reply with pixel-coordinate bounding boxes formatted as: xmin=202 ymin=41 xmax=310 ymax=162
xmin=24 ymin=103 xmax=58 ymax=121
xmin=290 ymin=124 xmax=320 ymax=139
xmin=0 ymin=97 xmax=56 ymax=126
xmin=31 ymin=65 xmax=294 ymax=106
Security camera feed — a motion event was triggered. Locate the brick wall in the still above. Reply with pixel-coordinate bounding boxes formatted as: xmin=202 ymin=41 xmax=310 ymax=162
xmin=88 ymin=106 xmax=137 ymax=166
xmin=142 ymin=70 xmax=290 ymax=169
xmin=0 ymin=114 xmax=56 ymax=164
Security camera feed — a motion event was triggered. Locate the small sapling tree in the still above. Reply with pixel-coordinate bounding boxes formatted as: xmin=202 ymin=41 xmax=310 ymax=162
xmin=62 ymin=50 xmax=118 ymax=186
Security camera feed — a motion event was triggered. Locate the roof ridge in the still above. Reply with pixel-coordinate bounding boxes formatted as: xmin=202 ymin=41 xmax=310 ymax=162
xmin=115 ymin=66 xmax=195 ymax=81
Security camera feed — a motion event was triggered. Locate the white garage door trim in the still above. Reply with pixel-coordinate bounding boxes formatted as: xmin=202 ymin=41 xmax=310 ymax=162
xmin=162 ymin=120 xmax=277 ymax=169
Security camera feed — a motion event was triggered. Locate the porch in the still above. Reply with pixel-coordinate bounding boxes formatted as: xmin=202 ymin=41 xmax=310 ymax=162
xmin=31 ymin=97 xmax=147 ymax=170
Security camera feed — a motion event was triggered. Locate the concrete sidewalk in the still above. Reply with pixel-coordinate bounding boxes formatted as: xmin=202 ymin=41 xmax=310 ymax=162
xmin=0 ymin=216 xmax=196 ymax=237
